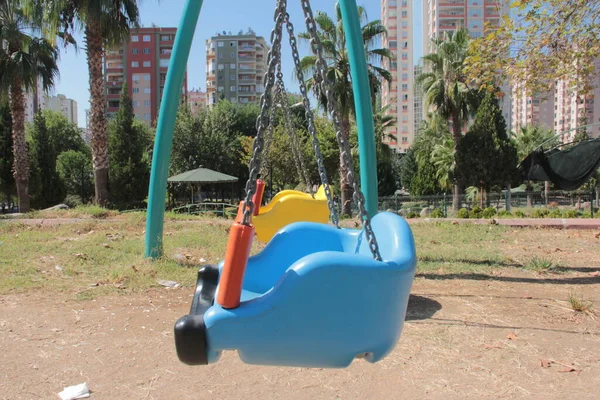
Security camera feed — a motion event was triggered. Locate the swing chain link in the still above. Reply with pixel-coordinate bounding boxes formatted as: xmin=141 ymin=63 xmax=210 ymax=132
xmin=241 ymin=0 xmax=287 ymax=226
xmin=300 ymin=0 xmax=381 ymax=261
xmin=259 ymin=103 xmax=276 ymax=178
xmin=284 ymin=12 xmax=340 ymax=228
xmin=275 ymin=63 xmax=314 ymax=196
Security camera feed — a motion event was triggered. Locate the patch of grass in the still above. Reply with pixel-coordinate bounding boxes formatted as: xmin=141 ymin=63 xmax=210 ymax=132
xmin=568 ymin=293 xmax=593 ymax=312
xmin=525 ymin=256 xmax=553 ymax=272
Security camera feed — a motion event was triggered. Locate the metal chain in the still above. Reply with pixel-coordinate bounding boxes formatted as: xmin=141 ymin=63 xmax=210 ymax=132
xmin=300 ymin=0 xmax=381 ymax=260
xmin=284 ymin=13 xmax=340 ymax=228
xmin=259 ymin=103 xmax=276 ymax=178
xmin=241 ymin=0 xmax=287 ymax=226
xmin=275 ymin=65 xmax=314 ymax=196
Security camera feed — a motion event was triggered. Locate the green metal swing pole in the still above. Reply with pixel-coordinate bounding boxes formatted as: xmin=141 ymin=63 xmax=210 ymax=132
xmin=145 ymin=0 xmax=204 ymax=258
xmin=338 ymin=0 xmax=379 ymax=216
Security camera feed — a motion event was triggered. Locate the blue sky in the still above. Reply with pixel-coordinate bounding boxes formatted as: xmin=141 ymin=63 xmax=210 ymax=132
xmin=54 ymin=0 xmax=423 ymax=127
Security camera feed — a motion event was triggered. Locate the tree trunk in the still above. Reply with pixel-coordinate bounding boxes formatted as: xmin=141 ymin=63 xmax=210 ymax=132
xmin=480 ymin=186 xmax=484 ymax=209
xmin=10 ymin=79 xmax=30 ymax=213
xmin=526 ymin=181 xmax=533 ymax=208
xmin=596 ymin=185 xmax=600 ymax=208
xmin=86 ymin=25 xmax=110 ymax=206
xmin=340 ymin=115 xmax=353 ymax=217
xmin=451 ymin=115 xmax=463 ymax=211
xmin=544 ymin=181 xmax=550 ymax=205
xmin=506 ymin=183 xmax=511 ymax=212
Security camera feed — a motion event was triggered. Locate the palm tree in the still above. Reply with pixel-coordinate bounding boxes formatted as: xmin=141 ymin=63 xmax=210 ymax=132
xmin=25 ymin=0 xmax=140 ymax=206
xmin=512 ymin=125 xmax=559 ymax=206
xmin=299 ymin=4 xmax=393 ymax=216
xmin=0 ymin=1 xmax=59 ymax=213
xmin=418 ymin=28 xmax=479 ymax=210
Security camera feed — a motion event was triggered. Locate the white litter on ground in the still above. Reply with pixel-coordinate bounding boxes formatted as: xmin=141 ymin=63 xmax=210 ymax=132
xmin=58 ymin=382 xmax=90 ymax=400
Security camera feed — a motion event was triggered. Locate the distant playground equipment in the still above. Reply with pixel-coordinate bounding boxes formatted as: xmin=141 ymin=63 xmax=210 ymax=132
xmin=144 ymin=0 xmax=417 ymax=368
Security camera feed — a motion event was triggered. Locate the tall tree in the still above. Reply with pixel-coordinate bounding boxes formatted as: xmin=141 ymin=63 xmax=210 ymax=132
xmin=0 ymin=1 xmax=59 ymax=212
xmin=108 ymin=83 xmax=151 ymax=207
xmin=0 ymin=103 xmax=13 ymax=206
xmin=465 ymin=0 xmax=600 ymax=96
xmin=418 ymin=28 xmax=480 ymax=210
xmin=57 ymin=150 xmax=94 ymax=201
xmin=299 ymin=4 xmax=393 ymax=216
xmin=25 ymin=0 xmax=141 ymax=206
xmin=28 ymin=110 xmax=87 ymax=208
xmin=455 ymin=92 xmax=519 ymax=207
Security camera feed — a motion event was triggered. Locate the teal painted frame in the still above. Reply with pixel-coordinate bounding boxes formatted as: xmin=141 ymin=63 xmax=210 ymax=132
xmin=145 ymin=0 xmax=378 ymax=258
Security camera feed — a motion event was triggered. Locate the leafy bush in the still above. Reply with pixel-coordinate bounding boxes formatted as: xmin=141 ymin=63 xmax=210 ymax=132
xmin=482 ymin=207 xmax=497 ymax=218
xmin=63 ymin=195 xmax=82 ymax=208
xmin=406 ymin=211 xmax=420 ymax=219
xmin=457 ymin=208 xmax=469 ymax=219
xmin=580 ymin=212 xmax=593 ymax=219
xmin=430 ymin=208 xmax=445 ymax=218
xmin=514 ymin=210 xmax=526 ymax=218
xmin=531 ymin=208 xmax=550 ymax=218
xmin=497 ymin=210 xmax=512 ymax=218
xmin=469 ymin=206 xmax=483 ymax=219
xmin=563 ymin=210 xmax=578 ymax=218
xmin=548 ymin=209 xmax=562 ymax=218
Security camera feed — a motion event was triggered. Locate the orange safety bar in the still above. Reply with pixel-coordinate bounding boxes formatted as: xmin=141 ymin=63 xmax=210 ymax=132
xmin=217 ymin=222 xmax=255 ymax=309
xmin=252 ymin=179 xmax=266 ymax=216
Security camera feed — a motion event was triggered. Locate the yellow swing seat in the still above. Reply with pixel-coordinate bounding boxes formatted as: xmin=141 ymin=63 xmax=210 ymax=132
xmin=253 ymin=185 xmax=330 ymax=242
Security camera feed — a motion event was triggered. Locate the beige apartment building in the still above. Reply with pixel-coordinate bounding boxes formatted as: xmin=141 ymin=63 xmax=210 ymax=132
xmin=205 ymin=29 xmax=269 ymax=107
xmin=381 ymin=0 xmax=414 ymax=153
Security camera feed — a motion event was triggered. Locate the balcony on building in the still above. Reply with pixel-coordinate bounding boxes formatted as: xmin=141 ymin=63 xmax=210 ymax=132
xmin=239 ymin=41 xmax=256 ymax=52
xmin=160 ymin=34 xmax=175 ymax=44
xmin=438 ymin=8 xmax=465 ymax=18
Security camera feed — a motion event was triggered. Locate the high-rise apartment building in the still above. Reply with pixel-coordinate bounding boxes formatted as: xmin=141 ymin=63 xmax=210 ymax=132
xmin=381 ymin=0 xmax=414 ymax=153
xmin=554 ymin=58 xmax=600 ymax=141
xmin=188 ymin=88 xmax=207 ymax=115
xmin=511 ymin=83 xmax=554 ymax=133
xmin=104 ymin=27 xmax=187 ymax=126
xmin=46 ymin=94 xmax=78 ymax=125
xmin=205 ymin=29 xmax=269 ymax=107
xmin=511 ymin=59 xmax=600 ymax=141
xmin=24 ymin=79 xmax=46 ymax=124
xmin=414 ymin=63 xmax=424 ymax=136
xmin=422 ymin=0 xmax=511 ymax=130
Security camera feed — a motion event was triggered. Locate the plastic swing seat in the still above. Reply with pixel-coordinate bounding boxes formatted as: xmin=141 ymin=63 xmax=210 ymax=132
xmin=252 ymin=185 xmax=330 ymax=242
xmin=174 ymin=211 xmax=417 ymax=368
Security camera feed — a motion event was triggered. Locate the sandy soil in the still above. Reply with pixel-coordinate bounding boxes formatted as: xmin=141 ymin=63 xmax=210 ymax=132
xmin=1 ymin=270 xmax=599 ymax=400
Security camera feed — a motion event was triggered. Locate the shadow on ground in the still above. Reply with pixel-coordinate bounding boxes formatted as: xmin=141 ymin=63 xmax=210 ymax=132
xmin=405 ymin=295 xmax=442 ymax=321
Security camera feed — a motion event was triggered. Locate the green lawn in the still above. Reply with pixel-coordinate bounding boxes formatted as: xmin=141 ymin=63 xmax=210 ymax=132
xmin=0 ymin=215 xmax=571 ymax=300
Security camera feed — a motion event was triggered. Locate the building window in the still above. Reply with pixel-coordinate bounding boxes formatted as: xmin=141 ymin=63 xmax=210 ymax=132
xmin=401 ymin=11 xmax=407 ymax=18
xmin=160 ymin=59 xmax=169 ymax=68
xmin=161 ymin=35 xmax=174 ymax=41
xmin=143 ymin=61 xmax=151 ymax=67
xmin=231 ymin=86 xmax=236 ymax=92
xmin=132 ymin=88 xmax=140 ymax=94
xmin=143 ymin=74 xmax=151 ymax=81
xmin=230 ymin=41 xmax=236 ymax=47
xmin=389 ymin=41 xmax=397 ymax=48
xmin=402 ymin=84 xmax=408 ymax=91
xmin=131 ymin=35 xmax=139 ymax=42
xmin=231 ymin=52 xmax=235 ymax=58
xmin=132 ymin=48 xmax=139 ymax=54
xmin=144 ymin=88 xmax=151 ymax=94
xmin=131 ymin=61 xmax=139 ymax=67
xmin=230 ymin=63 xmax=236 ymax=69
xmin=402 ymin=137 xmax=408 ymax=144
xmin=144 ymin=113 xmax=151 ymax=120
xmin=143 ymin=48 xmax=151 ymax=54
xmin=132 ymin=74 xmax=140 ymax=82
xmin=218 ymin=64 xmax=224 ymax=70
xmin=231 ymin=74 xmax=236 ymax=80
xmin=402 ymin=73 xmax=408 ymax=80
xmin=218 ymin=86 xmax=224 ymax=92
xmin=144 ymin=100 xmax=151 ymax=107
xmin=218 ymin=41 xmax=224 ymax=47
xmin=133 ymin=101 xmax=140 ymax=107
xmin=403 ymin=94 xmax=408 ymax=101
xmin=143 ymin=35 xmax=151 ymax=42
xmin=402 ymin=105 xmax=408 ymax=112
xmin=219 ymin=52 xmax=224 ymax=58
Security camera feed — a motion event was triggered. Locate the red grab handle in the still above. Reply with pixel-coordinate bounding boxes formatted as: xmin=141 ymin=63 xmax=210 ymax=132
xmin=252 ymin=179 xmax=266 ymax=216
xmin=217 ymin=222 xmax=255 ymax=309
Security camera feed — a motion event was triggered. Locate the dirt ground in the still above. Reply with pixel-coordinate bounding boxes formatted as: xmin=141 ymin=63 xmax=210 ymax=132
xmin=1 ymin=272 xmax=599 ymax=400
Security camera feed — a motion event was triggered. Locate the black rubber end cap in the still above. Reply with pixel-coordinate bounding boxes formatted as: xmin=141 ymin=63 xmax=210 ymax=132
xmin=174 ymin=314 xmax=208 ymax=365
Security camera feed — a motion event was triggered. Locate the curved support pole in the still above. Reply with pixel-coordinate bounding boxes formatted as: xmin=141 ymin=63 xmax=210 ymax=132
xmin=338 ymin=0 xmax=379 ymax=216
xmin=145 ymin=0 xmax=204 ymax=258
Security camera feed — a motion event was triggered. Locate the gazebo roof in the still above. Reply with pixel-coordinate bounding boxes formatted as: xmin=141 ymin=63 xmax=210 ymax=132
xmin=167 ymin=168 xmax=238 ymax=184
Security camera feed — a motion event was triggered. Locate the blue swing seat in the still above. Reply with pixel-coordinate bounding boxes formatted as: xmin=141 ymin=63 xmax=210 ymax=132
xmin=174 ymin=211 xmax=416 ymax=368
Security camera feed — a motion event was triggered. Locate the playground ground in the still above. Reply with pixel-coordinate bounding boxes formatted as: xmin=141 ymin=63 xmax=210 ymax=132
xmin=1 ymin=215 xmax=599 ymax=399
